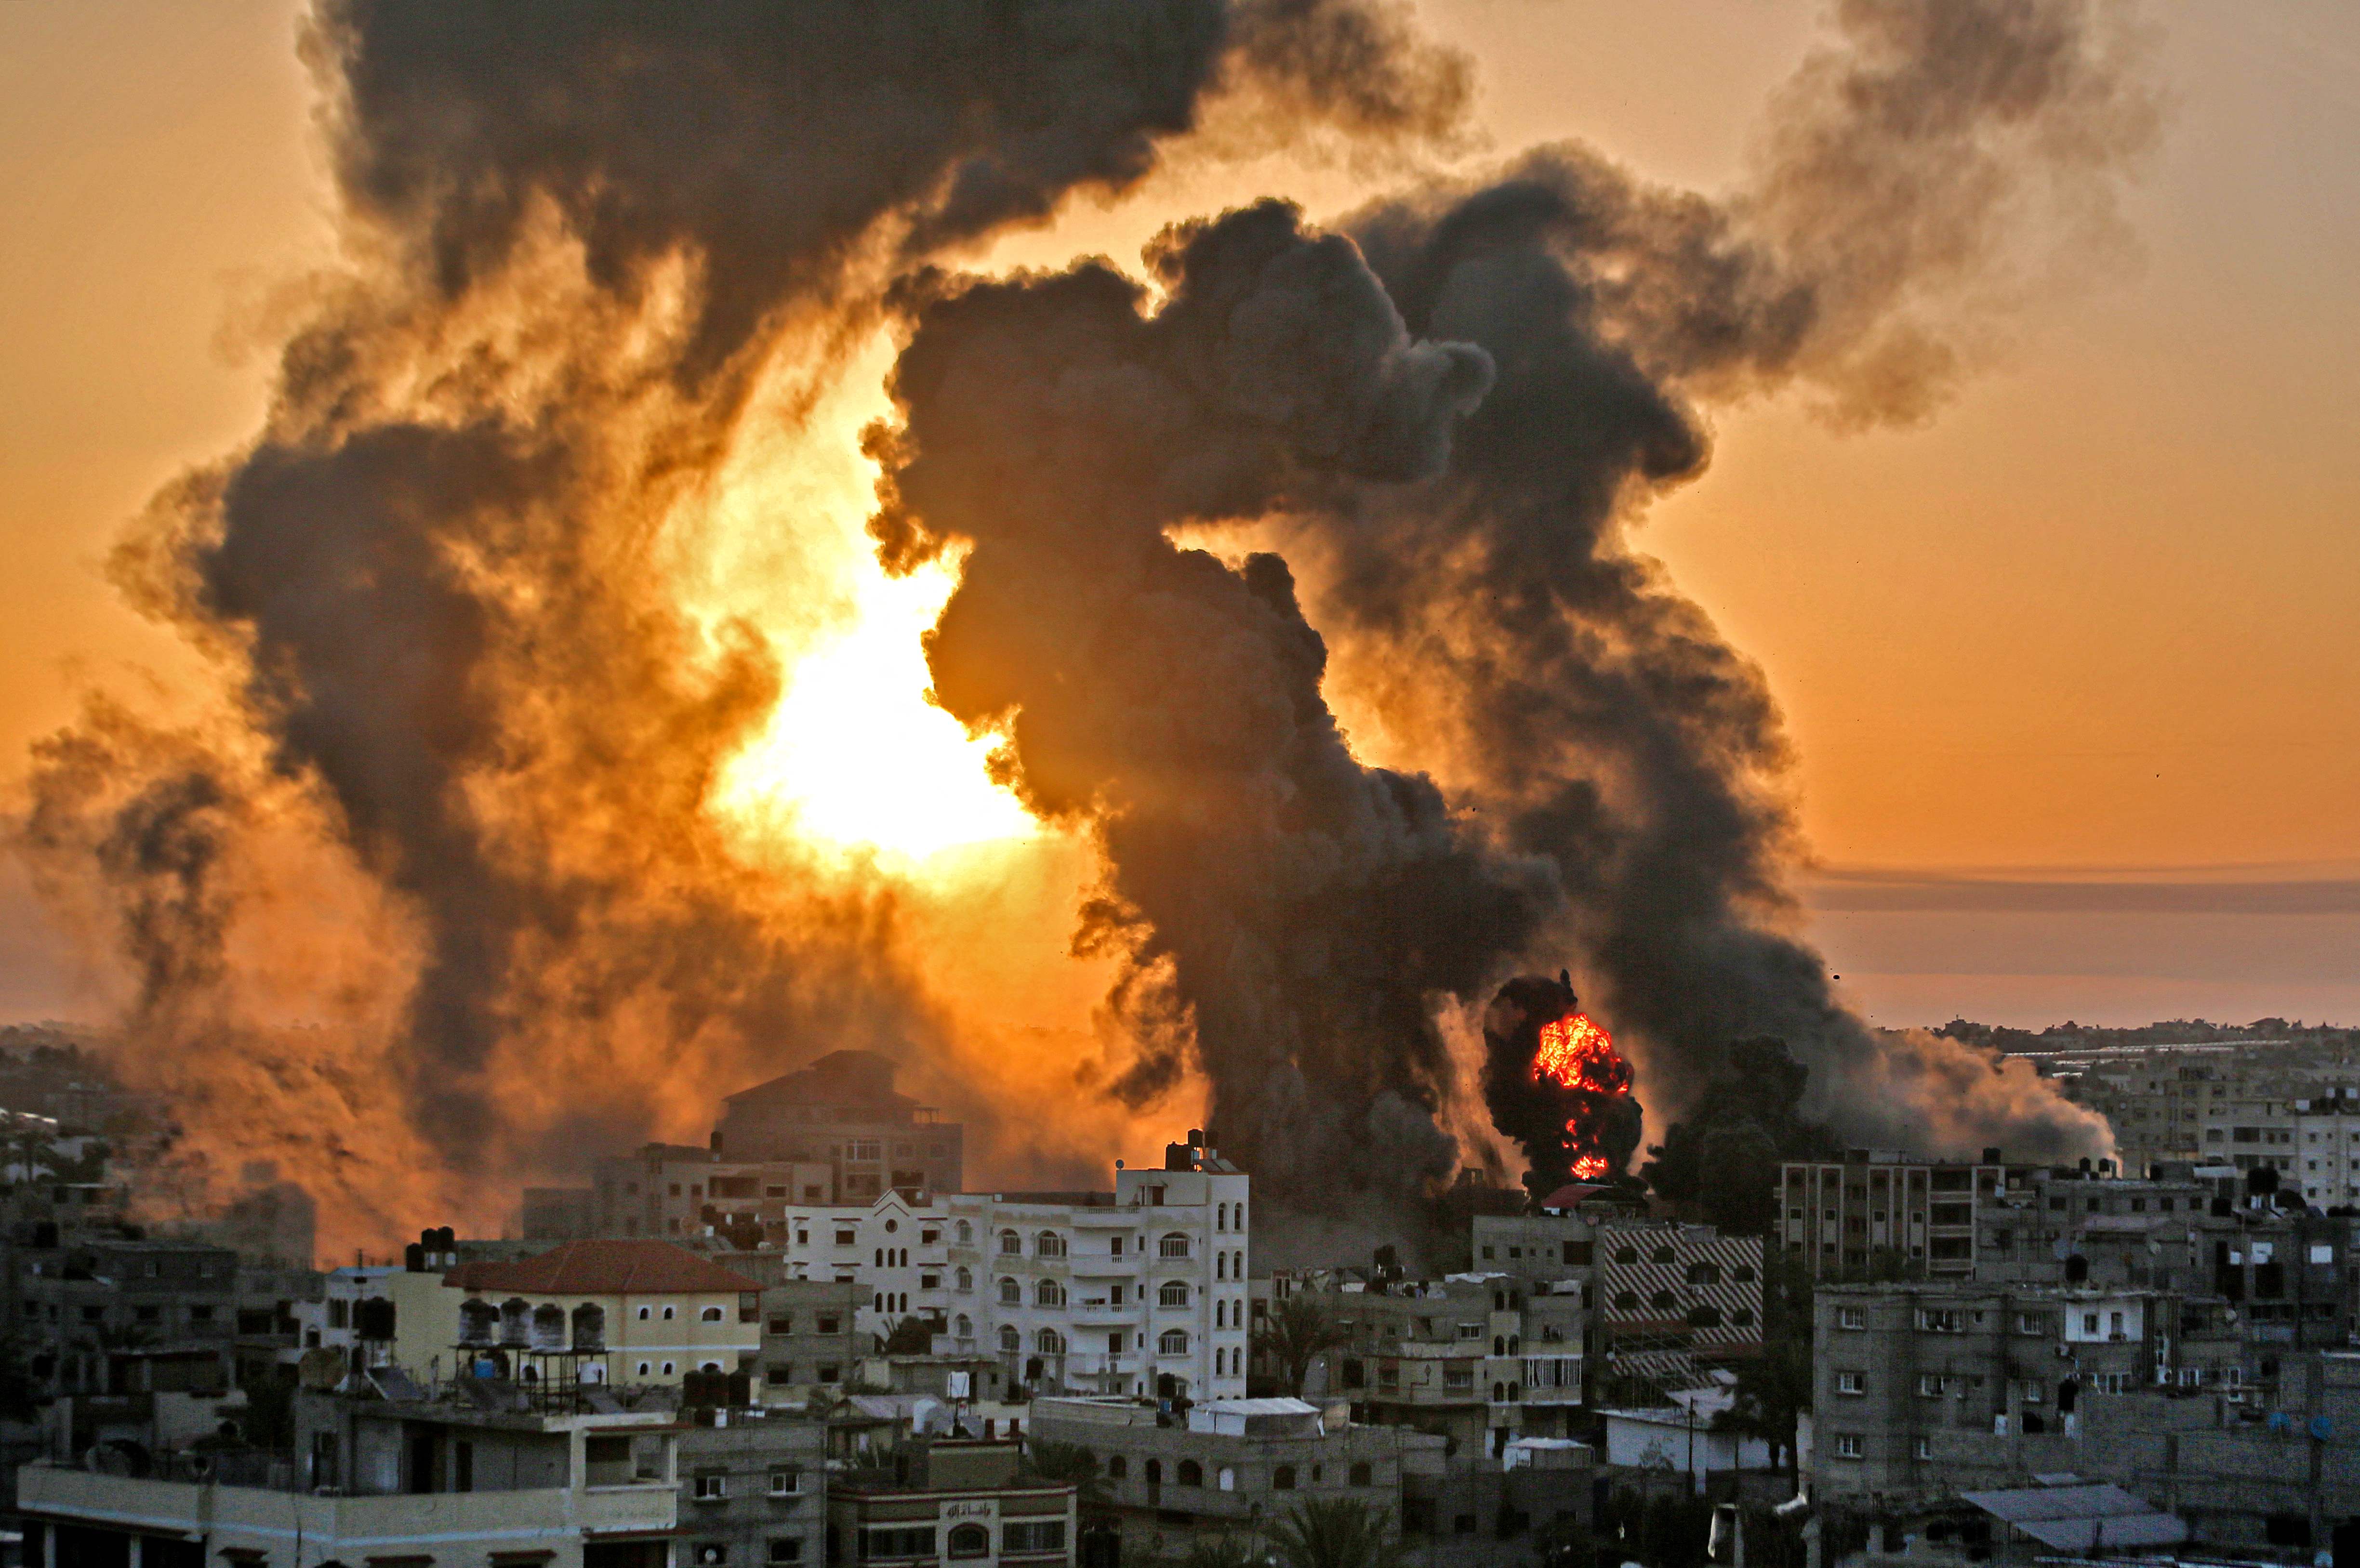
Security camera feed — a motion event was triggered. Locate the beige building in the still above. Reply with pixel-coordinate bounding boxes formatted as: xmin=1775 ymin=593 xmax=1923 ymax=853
xmin=18 ymin=1396 xmax=682 ymax=1567
xmin=385 ymin=1238 xmax=762 ymax=1390
xmin=826 ymin=1438 xmax=1075 ymax=1568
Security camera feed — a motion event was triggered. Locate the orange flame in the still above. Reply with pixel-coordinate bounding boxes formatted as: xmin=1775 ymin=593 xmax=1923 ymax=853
xmin=1533 ymin=1010 xmax=1632 ymax=1183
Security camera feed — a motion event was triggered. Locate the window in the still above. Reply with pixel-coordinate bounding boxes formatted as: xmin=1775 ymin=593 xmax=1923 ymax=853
xmin=768 ymin=1314 xmax=795 ymax=1335
xmin=694 ymin=1472 xmax=730 ymax=1500
xmin=663 ymin=1305 xmax=677 ymax=1321
xmin=1035 ymin=1279 xmax=1066 ymax=1308
xmin=1159 ymin=1281 xmax=1190 ymax=1308
xmin=948 ymin=1523 xmax=990 ymax=1559
xmin=1178 ymin=1459 xmax=1203 ymax=1486
xmin=1037 ymin=1328 xmax=1064 ymax=1355
xmin=955 ymin=1266 xmax=972 ymax=1291
xmin=1836 ymin=1371 xmax=1865 ymax=1395
xmin=1916 ymin=1308 xmax=1963 ymax=1333
xmin=817 ymin=1364 xmax=840 ymax=1384
xmin=1913 ymin=1436 xmax=1933 ymax=1460
xmin=834 ymin=1228 xmax=855 ymax=1246
xmin=638 ymin=1306 xmax=653 ymax=1321
xmin=1003 ymin=1522 xmax=1065 ymax=1554
xmin=1108 ymin=1455 xmax=1128 ymax=1479
xmin=1350 ymin=1462 xmax=1372 ymax=1486
xmin=663 ymin=1361 xmax=677 ymax=1376
xmin=1000 ymin=1230 xmax=1022 ymax=1255
xmin=1160 ymin=1234 xmax=1191 ymax=1259
xmin=1159 ymin=1330 xmax=1190 ymax=1355
xmin=1036 ymin=1231 xmax=1066 ymax=1258
xmin=702 ymin=1305 xmax=725 ymax=1322
xmin=1273 ymin=1464 xmax=1298 ymax=1490
xmin=999 ymin=1326 xmax=1021 ymax=1352
xmin=767 ymin=1542 xmax=803 ymax=1564
xmin=1837 ymin=1304 xmax=1866 ymax=1330
xmin=1835 ymin=1434 xmax=1863 ymax=1459
xmin=956 ymin=1314 xmax=973 ymax=1338
xmin=637 ymin=1361 xmax=652 ymax=1376
xmin=1917 ymin=1373 xmax=1951 ymax=1397
xmin=769 ymin=1469 xmax=801 ymax=1496
xmin=957 ymin=1221 xmax=973 ymax=1244
xmin=1000 ymin=1278 xmax=1022 ymax=1305
xmin=817 ymin=1315 xmax=840 ymax=1334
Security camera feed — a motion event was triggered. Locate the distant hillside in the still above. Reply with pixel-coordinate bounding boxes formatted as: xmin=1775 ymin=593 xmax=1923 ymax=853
xmin=1933 ymin=1017 xmax=2359 ymax=1055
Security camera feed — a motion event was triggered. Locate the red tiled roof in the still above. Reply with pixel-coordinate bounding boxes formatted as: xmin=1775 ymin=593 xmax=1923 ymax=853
xmin=444 ymin=1240 xmax=759 ymax=1296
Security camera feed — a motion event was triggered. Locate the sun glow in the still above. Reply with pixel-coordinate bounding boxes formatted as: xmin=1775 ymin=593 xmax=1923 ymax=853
xmin=716 ymin=547 xmax=1037 ymax=862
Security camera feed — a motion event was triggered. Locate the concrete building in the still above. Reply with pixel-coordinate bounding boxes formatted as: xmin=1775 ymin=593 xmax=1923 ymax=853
xmin=1779 ymin=1150 xmax=2011 ymax=1278
xmin=5 ymin=1230 xmax=245 ymax=1397
xmin=826 ymin=1437 xmax=1076 ymax=1568
xmin=677 ymin=1408 xmax=828 ymax=1568
xmin=756 ymin=1277 xmax=868 ymax=1400
xmin=715 ymin=1049 xmax=964 ymax=1200
xmin=19 ymin=1385 xmax=685 ymax=1567
xmin=1031 ymin=1394 xmax=1413 ymax=1559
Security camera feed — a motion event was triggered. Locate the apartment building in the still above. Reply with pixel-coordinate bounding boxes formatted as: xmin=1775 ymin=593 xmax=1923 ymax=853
xmin=1031 ymin=1395 xmax=1411 ymax=1559
xmin=1780 ymin=1150 xmax=2011 ymax=1278
xmin=677 ymin=1410 xmax=828 ymax=1568
xmin=715 ymin=1048 xmax=965 ymax=1199
xmin=6 ymin=1231 xmax=246 ymax=1397
xmin=756 ymin=1278 xmax=867 ymax=1398
xmin=940 ymin=1143 xmax=1249 ymax=1404
xmin=1813 ymin=1281 xmax=2187 ymax=1502
xmin=1970 ymin=1166 xmax=2229 ymax=1290
xmin=20 ymin=1387 xmax=686 ymax=1567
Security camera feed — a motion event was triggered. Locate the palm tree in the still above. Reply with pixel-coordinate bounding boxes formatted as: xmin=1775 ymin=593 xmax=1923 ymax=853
xmin=879 ymin=1315 xmax=936 ymax=1354
xmin=1249 ymin=1297 xmax=1350 ymax=1398
xmin=1183 ymin=1536 xmax=1266 ymax=1568
xmin=1269 ymin=1497 xmax=1402 ymax=1568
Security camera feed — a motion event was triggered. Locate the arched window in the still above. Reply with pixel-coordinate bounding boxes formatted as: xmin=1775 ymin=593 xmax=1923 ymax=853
xmin=1493 ymin=1335 xmax=1505 ymax=1357
xmin=701 ymin=1305 xmax=725 ymax=1323
xmin=956 ymin=1220 xmax=973 ymax=1244
xmin=1159 ymin=1281 xmax=1189 ymax=1308
xmin=999 ymin=1230 xmax=1022 ymax=1255
xmin=1177 ymin=1460 xmax=1203 ymax=1487
xmin=1036 ymin=1279 xmax=1066 ymax=1308
xmin=1035 ymin=1231 xmax=1066 ymax=1258
xmin=955 ymin=1266 xmax=973 ymax=1292
xmin=1508 ymin=1382 xmax=1521 ymax=1402
xmin=1158 ymin=1330 xmax=1189 ymax=1356
xmin=1273 ymin=1464 xmax=1297 ymax=1490
xmin=637 ymin=1305 xmax=652 ymax=1320
xmin=955 ymin=1314 xmax=973 ymax=1338
xmin=1159 ymin=1233 xmax=1190 ymax=1259
xmin=1493 ymin=1382 xmax=1505 ymax=1402
xmin=1037 ymin=1328 xmax=1064 ymax=1355
xmin=1235 ymin=1205 xmax=1245 ymax=1231
xmin=1145 ymin=1459 xmax=1163 ymax=1486
xmin=1508 ymin=1335 xmax=1520 ymax=1355
xmin=1349 ymin=1462 xmax=1372 ymax=1487
xmin=1217 ymin=1252 xmax=1228 ymax=1280
xmin=1217 ymin=1203 xmax=1229 ymax=1230
xmin=999 ymin=1278 xmax=1022 ymax=1305
xmin=1108 ymin=1455 xmax=1128 ymax=1479
xmin=948 ymin=1523 xmax=991 ymax=1558
xmin=998 ymin=1326 xmax=1021 ymax=1352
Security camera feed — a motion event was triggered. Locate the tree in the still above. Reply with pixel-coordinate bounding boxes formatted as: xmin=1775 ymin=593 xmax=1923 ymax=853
xmin=878 ymin=1316 xmax=935 ymax=1355
xmin=1022 ymin=1438 xmax=1108 ymax=1511
xmin=1250 ymin=1297 xmax=1351 ymax=1398
xmin=1269 ymin=1497 xmax=1402 ymax=1568
xmin=1182 ymin=1538 xmax=1264 ymax=1568
xmin=1714 ymin=1249 xmax=1813 ymax=1490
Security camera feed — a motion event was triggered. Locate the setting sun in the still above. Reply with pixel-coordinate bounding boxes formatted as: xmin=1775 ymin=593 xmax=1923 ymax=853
xmin=714 ymin=546 xmax=1038 ymax=863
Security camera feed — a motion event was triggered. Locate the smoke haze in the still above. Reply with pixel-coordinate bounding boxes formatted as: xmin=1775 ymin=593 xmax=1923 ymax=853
xmin=10 ymin=0 xmax=2146 ymax=1256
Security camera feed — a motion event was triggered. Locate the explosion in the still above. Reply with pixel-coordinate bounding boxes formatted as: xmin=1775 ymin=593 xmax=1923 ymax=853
xmin=1483 ymin=974 xmax=1645 ymax=1198
xmin=9 ymin=0 xmax=2139 ymax=1259
xmin=1533 ymin=1011 xmax=1633 ymax=1181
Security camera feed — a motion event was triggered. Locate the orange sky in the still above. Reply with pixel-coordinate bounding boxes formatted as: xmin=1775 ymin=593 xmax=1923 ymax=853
xmin=2 ymin=0 xmax=2354 ymax=1028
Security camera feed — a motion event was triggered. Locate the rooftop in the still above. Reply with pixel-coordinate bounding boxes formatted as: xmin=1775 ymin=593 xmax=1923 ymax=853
xmin=446 ymin=1239 xmax=760 ymax=1296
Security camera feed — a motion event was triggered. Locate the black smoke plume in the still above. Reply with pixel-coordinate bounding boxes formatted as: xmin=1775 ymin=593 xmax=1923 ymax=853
xmin=17 ymin=0 xmax=1477 ymax=1248
xmin=875 ymin=0 xmax=2144 ymax=1230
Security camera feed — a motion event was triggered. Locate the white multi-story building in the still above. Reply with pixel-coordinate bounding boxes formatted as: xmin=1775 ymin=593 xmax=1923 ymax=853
xmin=758 ymin=1135 xmax=1249 ymax=1406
